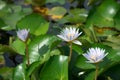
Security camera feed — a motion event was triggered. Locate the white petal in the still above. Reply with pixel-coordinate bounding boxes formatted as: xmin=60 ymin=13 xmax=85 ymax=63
xmin=102 ymin=53 xmax=108 ymax=59
xmin=83 ymin=47 xmax=108 ymax=63
xmin=86 ymin=60 xmax=95 ymax=63
xmin=78 ymin=32 xmax=82 ymax=36
xmin=73 ymin=40 xmax=82 ymax=45
xmin=57 ymin=27 xmax=82 ymax=43
xmin=17 ymin=29 xmax=29 ymax=42
xmin=82 ymin=54 xmax=91 ymax=61
xmin=57 ymin=35 xmax=68 ymax=41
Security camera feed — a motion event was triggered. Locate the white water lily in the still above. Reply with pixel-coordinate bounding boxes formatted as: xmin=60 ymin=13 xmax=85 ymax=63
xmin=17 ymin=29 xmax=29 ymax=42
xmin=57 ymin=27 xmax=82 ymax=45
xmin=83 ymin=47 xmax=108 ymax=63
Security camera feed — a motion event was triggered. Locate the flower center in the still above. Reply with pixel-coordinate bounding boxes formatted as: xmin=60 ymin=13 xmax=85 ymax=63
xmin=67 ymin=33 xmax=74 ymax=38
xmin=90 ymin=55 xmax=96 ymax=61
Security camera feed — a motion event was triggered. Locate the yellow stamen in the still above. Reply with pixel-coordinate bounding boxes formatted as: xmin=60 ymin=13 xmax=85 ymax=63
xmin=67 ymin=33 xmax=74 ymax=38
xmin=90 ymin=55 xmax=96 ymax=61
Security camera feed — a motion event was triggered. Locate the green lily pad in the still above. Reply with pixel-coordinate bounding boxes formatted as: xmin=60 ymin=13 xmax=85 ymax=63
xmin=39 ymin=55 xmax=68 ymax=80
xmin=17 ymin=13 xmax=49 ymax=36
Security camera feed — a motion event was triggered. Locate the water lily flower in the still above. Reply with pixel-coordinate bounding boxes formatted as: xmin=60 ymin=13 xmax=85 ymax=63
xmin=57 ymin=27 xmax=82 ymax=45
xmin=83 ymin=47 xmax=108 ymax=63
xmin=17 ymin=29 xmax=29 ymax=42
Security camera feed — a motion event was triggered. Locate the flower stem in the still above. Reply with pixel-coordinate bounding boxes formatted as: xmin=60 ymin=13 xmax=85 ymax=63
xmin=95 ymin=63 xmax=99 ymax=80
xmin=68 ymin=42 xmax=72 ymax=63
xmin=25 ymin=43 xmax=30 ymax=66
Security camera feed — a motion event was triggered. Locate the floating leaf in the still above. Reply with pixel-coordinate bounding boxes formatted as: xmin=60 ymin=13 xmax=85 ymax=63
xmin=114 ymin=10 xmax=120 ymax=30
xmin=85 ymin=71 xmax=95 ymax=80
xmin=0 ymin=44 xmax=17 ymax=54
xmin=86 ymin=0 xmax=119 ymax=27
xmin=27 ymin=49 xmax=60 ymax=76
xmin=66 ymin=8 xmax=87 ymax=23
xmin=32 ymin=0 xmax=46 ymax=6
xmin=27 ymin=61 xmax=41 ymax=77
xmin=17 ymin=13 xmax=49 ymax=36
xmin=10 ymin=39 xmax=25 ymax=55
xmin=13 ymin=63 xmax=29 ymax=80
xmin=39 ymin=55 xmax=68 ymax=80
xmin=0 ymin=67 xmax=12 ymax=80
xmin=0 ymin=18 xmax=6 ymax=29
xmin=76 ymin=55 xmax=95 ymax=69
xmin=47 ymin=6 xmax=67 ymax=20
xmin=0 ymin=4 xmax=31 ymax=30
xmin=46 ymin=0 xmax=66 ymax=5
xmin=87 ymin=0 xmax=99 ymax=5
xmin=72 ymin=44 xmax=83 ymax=55
xmin=28 ymin=35 xmax=59 ymax=64
xmin=102 ymin=64 xmax=120 ymax=80
xmin=59 ymin=8 xmax=88 ymax=23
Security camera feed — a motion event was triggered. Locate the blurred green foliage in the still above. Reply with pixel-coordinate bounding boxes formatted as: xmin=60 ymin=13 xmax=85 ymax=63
xmin=0 ymin=0 xmax=120 ymax=80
